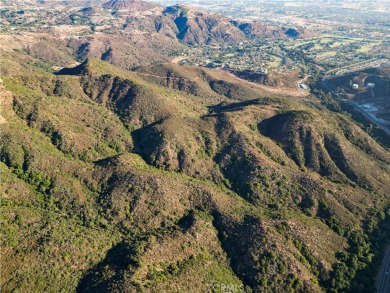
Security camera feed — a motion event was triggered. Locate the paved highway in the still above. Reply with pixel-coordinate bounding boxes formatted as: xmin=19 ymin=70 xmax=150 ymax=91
xmin=377 ymin=245 xmax=390 ymax=293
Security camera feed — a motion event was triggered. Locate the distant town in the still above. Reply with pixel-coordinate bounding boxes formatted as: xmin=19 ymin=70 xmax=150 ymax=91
xmin=176 ymin=36 xmax=389 ymax=78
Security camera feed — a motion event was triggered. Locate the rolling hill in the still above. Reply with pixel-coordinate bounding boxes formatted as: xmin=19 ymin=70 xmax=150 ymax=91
xmin=0 ymin=1 xmax=389 ymax=292
xmin=1 ymin=52 xmax=390 ymax=292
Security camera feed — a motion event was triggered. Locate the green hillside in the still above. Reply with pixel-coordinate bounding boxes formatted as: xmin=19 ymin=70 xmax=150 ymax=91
xmin=1 ymin=56 xmax=390 ymax=293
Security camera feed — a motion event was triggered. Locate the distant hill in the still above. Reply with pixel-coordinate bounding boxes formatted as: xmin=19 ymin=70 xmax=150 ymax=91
xmin=233 ymin=21 xmax=317 ymax=39
xmin=121 ymin=4 xmax=247 ymax=45
xmin=102 ymin=0 xmax=159 ymax=11
xmin=163 ymin=5 xmax=246 ymax=45
xmin=114 ymin=2 xmax=316 ymax=45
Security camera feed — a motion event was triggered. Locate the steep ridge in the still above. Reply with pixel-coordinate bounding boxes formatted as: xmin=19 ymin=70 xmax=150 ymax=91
xmin=166 ymin=5 xmax=246 ymax=45
xmin=1 ymin=57 xmax=390 ymax=293
xmin=0 ymin=1 xmax=316 ymax=76
xmin=134 ymin=63 xmax=273 ymax=100
xmin=258 ymin=111 xmax=390 ymax=189
xmin=119 ymin=2 xmax=316 ymax=45
xmin=102 ymin=0 xmax=159 ymax=11
xmin=233 ymin=21 xmax=317 ymax=39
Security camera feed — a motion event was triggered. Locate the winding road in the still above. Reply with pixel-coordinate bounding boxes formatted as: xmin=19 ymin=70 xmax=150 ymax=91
xmin=377 ymin=245 xmax=390 ymax=293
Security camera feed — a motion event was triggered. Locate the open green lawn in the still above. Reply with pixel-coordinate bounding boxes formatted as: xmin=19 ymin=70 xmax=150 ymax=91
xmin=329 ymin=41 xmax=342 ymax=48
xmin=356 ymin=41 xmax=382 ymax=53
xmin=268 ymin=55 xmax=283 ymax=67
xmin=316 ymin=51 xmax=338 ymax=58
xmin=319 ymin=37 xmax=335 ymax=44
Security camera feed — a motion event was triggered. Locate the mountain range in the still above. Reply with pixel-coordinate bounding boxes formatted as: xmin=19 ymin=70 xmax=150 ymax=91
xmin=104 ymin=0 xmax=316 ymax=45
xmin=1 ymin=0 xmax=389 ymax=292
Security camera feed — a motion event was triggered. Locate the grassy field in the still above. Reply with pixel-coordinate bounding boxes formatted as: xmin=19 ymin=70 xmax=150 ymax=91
xmin=312 ymin=43 xmax=323 ymax=50
xmin=357 ymin=41 xmax=382 ymax=53
xmin=316 ymin=51 xmax=337 ymax=58
xmin=319 ymin=37 xmax=335 ymax=44
xmin=269 ymin=54 xmax=283 ymax=67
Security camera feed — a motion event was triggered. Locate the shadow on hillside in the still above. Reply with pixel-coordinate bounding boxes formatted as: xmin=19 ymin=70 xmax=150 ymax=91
xmin=76 ymin=241 xmax=139 ymax=292
xmin=130 ymin=118 xmax=166 ymax=156
xmin=212 ymin=213 xmax=264 ymax=289
xmin=206 ymin=99 xmax=261 ymax=115
xmin=55 ymin=60 xmax=87 ymax=76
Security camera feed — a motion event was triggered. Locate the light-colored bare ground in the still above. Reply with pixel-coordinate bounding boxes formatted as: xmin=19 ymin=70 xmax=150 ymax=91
xmin=171 ymin=56 xmax=187 ymax=64
xmin=213 ymin=68 xmax=310 ymax=98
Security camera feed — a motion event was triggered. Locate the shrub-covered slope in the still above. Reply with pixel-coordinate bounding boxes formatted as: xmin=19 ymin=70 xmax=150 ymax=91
xmin=1 ymin=58 xmax=390 ymax=293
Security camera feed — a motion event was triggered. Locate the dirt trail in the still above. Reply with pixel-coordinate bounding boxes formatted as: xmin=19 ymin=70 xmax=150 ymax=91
xmin=215 ymin=68 xmax=310 ymax=98
xmin=136 ymin=66 xmax=309 ymax=98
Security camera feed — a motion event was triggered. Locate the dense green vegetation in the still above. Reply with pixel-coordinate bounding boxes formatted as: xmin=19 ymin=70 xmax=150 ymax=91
xmin=1 ymin=55 xmax=389 ymax=293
